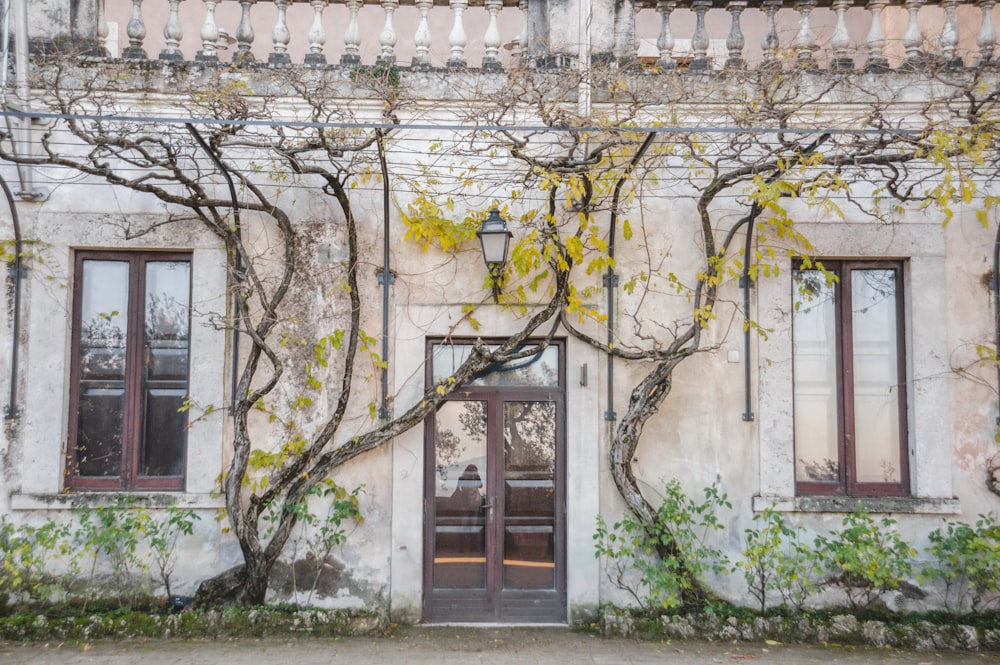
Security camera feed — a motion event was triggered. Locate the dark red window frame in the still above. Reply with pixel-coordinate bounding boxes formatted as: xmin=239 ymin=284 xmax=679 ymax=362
xmin=65 ymin=251 xmax=192 ymax=491
xmin=792 ymin=260 xmax=909 ymax=498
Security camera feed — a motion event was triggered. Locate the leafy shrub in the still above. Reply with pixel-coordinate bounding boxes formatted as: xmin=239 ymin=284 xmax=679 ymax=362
xmin=266 ymin=480 xmax=364 ymax=604
xmin=73 ymin=497 xmax=200 ymax=608
xmin=0 ymin=516 xmax=73 ymax=610
xmin=739 ymin=507 xmax=820 ymax=612
xmin=74 ymin=497 xmax=152 ymax=607
xmin=921 ymin=513 xmax=1000 ymax=612
xmin=814 ymin=508 xmax=917 ymax=609
xmin=144 ymin=505 xmax=200 ymax=599
xmin=594 ymin=480 xmax=731 ymax=611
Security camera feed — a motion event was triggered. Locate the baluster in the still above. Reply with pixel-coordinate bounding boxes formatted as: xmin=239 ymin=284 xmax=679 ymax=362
xmin=762 ymin=0 xmax=781 ymax=67
xmin=233 ymin=0 xmax=256 ymax=64
xmin=159 ymin=0 xmax=185 ymax=61
xmin=978 ymin=0 xmax=997 ymax=66
xmin=725 ymin=1 xmax=747 ymax=70
xmin=305 ymin=0 xmax=328 ymax=65
xmin=448 ymin=0 xmax=469 ymax=69
xmin=413 ymin=0 xmax=433 ymax=69
xmin=939 ymin=0 xmax=961 ymax=67
xmin=903 ymin=0 xmax=926 ymax=66
xmin=197 ymin=0 xmax=220 ymax=62
xmin=830 ymin=0 xmax=853 ymax=70
xmin=97 ymin=0 xmax=110 ymax=56
xmin=690 ymin=0 xmax=711 ymax=72
xmin=793 ymin=0 xmax=818 ymax=68
xmin=512 ymin=0 xmax=528 ymax=63
xmin=865 ymin=0 xmax=890 ymax=71
xmin=123 ymin=0 xmax=147 ymax=59
xmin=377 ymin=0 xmax=399 ymax=64
xmin=483 ymin=0 xmax=503 ymax=71
xmin=269 ymin=0 xmax=291 ymax=65
xmin=342 ymin=0 xmax=362 ymax=66
xmin=657 ymin=1 xmax=677 ymax=70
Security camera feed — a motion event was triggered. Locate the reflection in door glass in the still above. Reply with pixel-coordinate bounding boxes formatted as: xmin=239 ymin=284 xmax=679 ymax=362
xmin=431 ymin=344 xmax=559 ymax=387
xmin=503 ymin=401 xmax=556 ymax=590
xmin=433 ymin=401 xmax=488 ymax=589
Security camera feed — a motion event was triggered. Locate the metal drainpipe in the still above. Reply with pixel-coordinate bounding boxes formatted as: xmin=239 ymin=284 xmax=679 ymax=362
xmin=376 ymin=129 xmax=393 ymax=421
xmin=603 ymin=267 xmax=617 ymax=422
xmin=993 ymin=219 xmax=1000 ymax=428
xmin=1 ymin=171 xmax=22 ymax=419
xmin=739 ymin=217 xmax=755 ymax=422
xmin=604 ymin=133 xmax=656 ymax=422
xmin=186 ymin=124 xmax=243 ymax=416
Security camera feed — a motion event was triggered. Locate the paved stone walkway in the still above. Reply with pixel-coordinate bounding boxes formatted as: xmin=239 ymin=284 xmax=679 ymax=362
xmin=1 ymin=627 xmax=995 ymax=664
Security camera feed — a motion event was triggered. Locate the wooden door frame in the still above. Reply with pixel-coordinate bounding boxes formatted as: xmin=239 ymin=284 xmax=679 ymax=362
xmin=421 ymin=338 xmax=566 ymax=623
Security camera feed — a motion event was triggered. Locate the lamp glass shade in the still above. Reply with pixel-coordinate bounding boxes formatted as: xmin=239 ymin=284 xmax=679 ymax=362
xmin=477 ymin=208 xmax=512 ymax=266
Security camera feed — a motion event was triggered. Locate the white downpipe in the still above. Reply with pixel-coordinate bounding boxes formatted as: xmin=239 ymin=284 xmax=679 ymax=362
xmin=1 ymin=0 xmax=10 ymax=98
xmin=578 ymin=0 xmax=592 ymax=118
xmin=8 ymin=0 xmax=35 ymax=198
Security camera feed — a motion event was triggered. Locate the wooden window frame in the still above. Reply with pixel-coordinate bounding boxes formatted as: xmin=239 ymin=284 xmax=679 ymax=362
xmin=792 ymin=260 xmax=910 ymax=498
xmin=65 ymin=250 xmax=192 ymax=492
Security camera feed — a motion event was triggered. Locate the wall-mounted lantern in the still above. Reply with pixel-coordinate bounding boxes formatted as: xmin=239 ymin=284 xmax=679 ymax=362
xmin=477 ymin=208 xmax=512 ymax=302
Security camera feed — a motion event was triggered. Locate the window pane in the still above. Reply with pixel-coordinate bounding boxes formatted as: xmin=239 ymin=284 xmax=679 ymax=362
xmin=793 ymin=271 xmax=840 ymax=484
xmin=433 ymin=401 xmax=488 ymax=589
xmin=504 ymin=401 xmax=556 ymax=590
xmin=141 ymin=261 xmax=190 ymax=477
xmin=75 ymin=261 xmax=129 ymax=478
xmin=432 ymin=344 xmax=559 ymax=387
xmin=851 ymin=269 xmax=902 ymax=484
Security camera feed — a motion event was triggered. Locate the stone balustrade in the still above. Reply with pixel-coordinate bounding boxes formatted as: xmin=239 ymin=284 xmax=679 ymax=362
xmin=95 ymin=1 xmax=998 ymax=71
xmin=102 ymin=0 xmax=524 ymax=69
xmin=633 ymin=0 xmax=998 ymax=71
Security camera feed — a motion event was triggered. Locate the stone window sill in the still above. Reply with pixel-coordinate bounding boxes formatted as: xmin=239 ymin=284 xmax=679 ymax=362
xmin=9 ymin=492 xmax=222 ymax=511
xmin=752 ymin=494 xmax=960 ymax=515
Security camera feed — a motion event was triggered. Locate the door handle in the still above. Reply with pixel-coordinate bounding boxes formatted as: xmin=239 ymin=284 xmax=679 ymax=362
xmin=483 ymin=495 xmax=495 ymax=523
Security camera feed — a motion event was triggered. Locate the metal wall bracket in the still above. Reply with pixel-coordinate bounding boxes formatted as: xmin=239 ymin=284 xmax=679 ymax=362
xmin=377 ymin=269 xmax=396 ymax=286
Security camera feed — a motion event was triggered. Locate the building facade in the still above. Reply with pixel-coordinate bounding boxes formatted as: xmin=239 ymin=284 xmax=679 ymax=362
xmin=1 ymin=0 xmax=1000 ymax=622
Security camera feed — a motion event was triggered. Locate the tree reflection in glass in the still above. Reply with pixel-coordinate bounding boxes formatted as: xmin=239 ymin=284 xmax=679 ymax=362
xmin=433 ymin=401 xmax=487 ymax=589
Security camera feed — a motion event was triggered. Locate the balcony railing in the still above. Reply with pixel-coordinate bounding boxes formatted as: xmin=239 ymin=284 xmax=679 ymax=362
xmin=101 ymin=0 xmax=526 ymax=70
xmin=95 ymin=1 xmax=998 ymax=72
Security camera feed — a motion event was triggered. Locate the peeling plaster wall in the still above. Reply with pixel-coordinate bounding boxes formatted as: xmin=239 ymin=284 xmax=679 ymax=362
xmin=2 ymin=64 xmax=1000 ymax=618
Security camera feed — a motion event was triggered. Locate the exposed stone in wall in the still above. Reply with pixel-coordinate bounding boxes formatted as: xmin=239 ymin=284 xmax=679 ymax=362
xmin=0 ymin=608 xmax=386 ymax=641
xmin=602 ymin=608 xmax=1000 ymax=652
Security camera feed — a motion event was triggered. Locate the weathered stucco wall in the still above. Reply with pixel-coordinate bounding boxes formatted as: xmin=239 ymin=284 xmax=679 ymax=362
xmin=1 ymin=58 xmax=1000 ymax=619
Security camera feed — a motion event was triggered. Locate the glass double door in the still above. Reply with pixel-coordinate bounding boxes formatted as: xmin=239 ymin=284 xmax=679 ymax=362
xmin=424 ymin=390 xmax=564 ymax=623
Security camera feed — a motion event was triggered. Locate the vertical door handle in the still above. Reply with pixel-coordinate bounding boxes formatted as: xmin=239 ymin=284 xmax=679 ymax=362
xmin=483 ymin=495 xmax=495 ymax=523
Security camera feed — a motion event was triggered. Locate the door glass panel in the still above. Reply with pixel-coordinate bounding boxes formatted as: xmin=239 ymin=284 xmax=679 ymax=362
xmin=432 ymin=344 xmax=560 ymax=387
xmin=503 ymin=401 xmax=556 ymax=590
xmin=75 ymin=260 xmax=129 ymax=477
xmin=851 ymin=269 xmax=902 ymax=483
xmin=433 ymin=400 xmax=488 ymax=589
xmin=792 ymin=270 xmax=840 ymax=484
xmin=141 ymin=261 xmax=191 ymax=477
